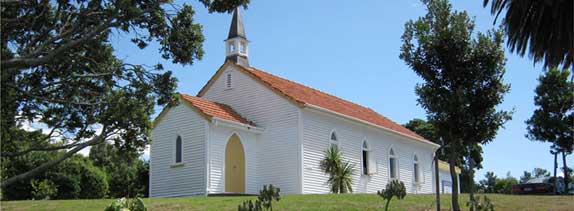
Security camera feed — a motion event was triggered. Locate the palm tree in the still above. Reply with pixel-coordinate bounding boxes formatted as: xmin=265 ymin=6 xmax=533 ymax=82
xmin=483 ymin=0 xmax=573 ymax=68
xmin=320 ymin=146 xmax=354 ymax=193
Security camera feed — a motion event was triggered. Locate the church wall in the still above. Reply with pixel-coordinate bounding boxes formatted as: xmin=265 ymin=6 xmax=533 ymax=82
xmin=301 ymin=109 xmax=436 ymax=194
xmin=207 ymin=126 xmax=259 ymax=194
xmin=150 ymin=104 xmax=207 ymax=197
xmin=202 ymin=65 xmax=302 ymax=194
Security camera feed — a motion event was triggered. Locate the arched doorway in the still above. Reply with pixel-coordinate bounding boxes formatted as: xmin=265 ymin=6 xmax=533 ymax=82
xmin=225 ymin=134 xmax=245 ymax=193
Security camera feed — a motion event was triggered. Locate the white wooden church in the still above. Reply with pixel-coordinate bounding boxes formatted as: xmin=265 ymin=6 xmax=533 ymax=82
xmin=149 ymin=8 xmax=459 ymax=197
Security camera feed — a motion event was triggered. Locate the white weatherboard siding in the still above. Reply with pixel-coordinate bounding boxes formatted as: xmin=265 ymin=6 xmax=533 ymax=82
xmin=301 ymin=109 xmax=435 ymax=194
xmin=208 ymin=126 xmax=259 ymax=194
xmin=150 ymin=105 xmax=207 ymax=197
xmin=438 ymin=169 xmax=458 ymax=194
xmin=202 ymin=65 xmax=301 ymax=194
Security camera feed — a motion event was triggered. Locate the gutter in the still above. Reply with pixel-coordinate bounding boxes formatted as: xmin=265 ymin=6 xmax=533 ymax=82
xmin=211 ymin=117 xmax=265 ymax=134
xmin=303 ymin=103 xmax=440 ymax=148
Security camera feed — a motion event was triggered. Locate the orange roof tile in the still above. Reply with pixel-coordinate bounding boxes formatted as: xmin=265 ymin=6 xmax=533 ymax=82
xmin=235 ymin=65 xmax=428 ymax=142
xmin=180 ymin=94 xmax=253 ymax=126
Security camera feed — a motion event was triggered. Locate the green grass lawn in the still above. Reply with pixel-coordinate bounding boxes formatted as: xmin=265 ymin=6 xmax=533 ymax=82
xmin=2 ymin=194 xmax=573 ymax=211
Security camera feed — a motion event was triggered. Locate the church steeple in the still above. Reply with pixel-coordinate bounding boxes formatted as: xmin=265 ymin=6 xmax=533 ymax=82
xmin=225 ymin=7 xmax=249 ymax=66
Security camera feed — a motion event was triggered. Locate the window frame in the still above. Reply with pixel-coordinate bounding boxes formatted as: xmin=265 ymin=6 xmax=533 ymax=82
xmin=361 ymin=139 xmax=370 ymax=175
xmin=174 ymin=135 xmax=183 ymax=164
xmin=413 ymin=154 xmax=421 ymax=184
xmin=328 ymin=129 xmax=339 ymax=149
xmin=389 ymin=147 xmax=399 ymax=180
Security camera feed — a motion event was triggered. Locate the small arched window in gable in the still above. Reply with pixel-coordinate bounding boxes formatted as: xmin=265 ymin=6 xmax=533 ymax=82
xmin=414 ymin=154 xmax=421 ymax=183
xmin=389 ymin=148 xmax=398 ymax=179
xmin=329 ymin=130 xmax=339 ymax=149
xmin=175 ymin=135 xmax=183 ymax=163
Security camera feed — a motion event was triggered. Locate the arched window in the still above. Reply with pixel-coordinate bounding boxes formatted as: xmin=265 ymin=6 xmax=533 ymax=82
xmin=362 ymin=140 xmax=370 ymax=175
xmin=389 ymin=148 xmax=398 ymax=179
xmin=329 ymin=130 xmax=339 ymax=149
xmin=414 ymin=154 xmax=421 ymax=183
xmin=175 ymin=135 xmax=182 ymax=163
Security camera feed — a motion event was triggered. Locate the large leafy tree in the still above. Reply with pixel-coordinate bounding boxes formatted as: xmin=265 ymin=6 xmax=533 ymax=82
xmin=0 ymin=0 xmax=249 ymax=188
xmin=483 ymin=0 xmax=573 ymax=69
xmin=400 ymin=0 xmax=511 ymax=210
xmin=404 ymin=118 xmax=478 ymax=194
xmin=526 ymin=68 xmax=573 ymax=191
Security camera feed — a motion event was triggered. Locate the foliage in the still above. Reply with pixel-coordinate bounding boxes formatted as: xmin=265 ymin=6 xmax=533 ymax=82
xmin=483 ymin=0 xmax=573 ymax=68
xmin=104 ymin=197 xmax=147 ymax=211
xmin=478 ymin=172 xmax=517 ymax=194
xmin=377 ymin=180 xmax=407 ymax=211
xmin=0 ymin=0 xmax=249 ymax=188
xmin=320 ymin=146 xmax=354 ymax=194
xmin=90 ymin=142 xmax=148 ymax=198
xmin=1 ymin=152 xmax=110 ymax=200
xmin=519 ymin=171 xmax=532 ymax=184
xmin=404 ymin=118 xmax=474 ymax=193
xmin=532 ymin=168 xmax=551 ymax=178
xmin=237 ymin=184 xmax=281 ymax=211
xmin=400 ymin=0 xmax=511 ymax=209
xmin=467 ymin=195 xmax=495 ymax=211
xmin=526 ymin=68 xmax=573 ymax=189
xmin=31 ymin=179 xmax=58 ymax=200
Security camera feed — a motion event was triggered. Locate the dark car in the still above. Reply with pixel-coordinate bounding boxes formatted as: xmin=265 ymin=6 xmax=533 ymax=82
xmin=512 ymin=177 xmax=565 ymax=195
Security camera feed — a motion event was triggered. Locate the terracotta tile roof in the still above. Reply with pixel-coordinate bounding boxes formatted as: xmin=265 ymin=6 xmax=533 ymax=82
xmin=235 ymin=65 xmax=428 ymax=142
xmin=180 ymin=93 xmax=253 ymax=126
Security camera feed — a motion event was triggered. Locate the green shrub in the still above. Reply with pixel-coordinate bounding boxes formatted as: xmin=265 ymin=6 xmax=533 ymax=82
xmin=320 ymin=146 xmax=354 ymax=193
xmin=467 ymin=195 xmax=495 ymax=211
xmin=104 ymin=197 xmax=147 ymax=211
xmin=377 ymin=180 xmax=407 ymax=211
xmin=31 ymin=179 xmax=58 ymax=200
xmin=238 ymin=184 xmax=281 ymax=211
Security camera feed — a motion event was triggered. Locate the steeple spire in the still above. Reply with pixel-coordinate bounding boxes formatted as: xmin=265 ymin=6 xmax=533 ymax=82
xmin=225 ymin=7 xmax=249 ymax=66
xmin=228 ymin=7 xmax=246 ymax=39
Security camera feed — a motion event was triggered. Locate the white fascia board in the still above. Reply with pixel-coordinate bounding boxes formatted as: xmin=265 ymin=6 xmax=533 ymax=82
xmin=303 ymin=103 xmax=440 ymax=149
xmin=211 ymin=117 xmax=265 ymax=134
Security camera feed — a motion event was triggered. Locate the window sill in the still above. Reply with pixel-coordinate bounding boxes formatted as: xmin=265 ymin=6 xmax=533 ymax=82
xmin=170 ymin=163 xmax=185 ymax=168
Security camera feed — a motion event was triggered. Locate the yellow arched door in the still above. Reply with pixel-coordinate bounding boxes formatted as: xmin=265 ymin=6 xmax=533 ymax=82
xmin=225 ymin=134 xmax=245 ymax=193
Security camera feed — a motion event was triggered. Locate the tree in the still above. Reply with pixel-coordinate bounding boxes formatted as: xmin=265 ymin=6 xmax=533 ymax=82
xmin=532 ymin=168 xmax=551 ymax=178
xmin=479 ymin=172 xmax=498 ymax=193
xmin=320 ymin=146 xmax=354 ymax=194
xmin=526 ymin=68 xmax=574 ymax=191
xmin=377 ymin=180 xmax=407 ymax=211
xmin=0 ymin=0 xmax=249 ymax=188
xmin=483 ymin=0 xmax=573 ymax=69
xmin=400 ymin=0 xmax=511 ymax=210
xmin=519 ymin=171 xmax=532 ymax=184
xmin=89 ymin=142 xmax=148 ymax=198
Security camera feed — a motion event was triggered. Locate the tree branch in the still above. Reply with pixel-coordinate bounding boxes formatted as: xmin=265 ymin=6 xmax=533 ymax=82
xmin=0 ymin=126 xmax=109 ymax=188
xmin=4 ymin=21 xmax=116 ymax=70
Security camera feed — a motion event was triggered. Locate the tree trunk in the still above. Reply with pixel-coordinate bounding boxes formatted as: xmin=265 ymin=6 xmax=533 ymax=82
xmin=468 ymin=156 xmax=476 ymax=211
xmin=384 ymin=198 xmax=392 ymax=211
xmin=449 ymin=150 xmax=461 ymax=211
xmin=435 ymin=152 xmax=441 ymax=211
xmin=554 ymin=152 xmax=558 ymax=194
xmin=562 ymin=152 xmax=569 ymax=193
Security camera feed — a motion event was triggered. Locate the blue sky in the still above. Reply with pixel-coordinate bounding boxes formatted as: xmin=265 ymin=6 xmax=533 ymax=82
xmin=110 ymin=0 xmax=572 ymax=181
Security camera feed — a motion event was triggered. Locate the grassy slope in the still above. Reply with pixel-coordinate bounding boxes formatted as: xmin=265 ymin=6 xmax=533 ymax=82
xmin=2 ymin=194 xmax=573 ymax=211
